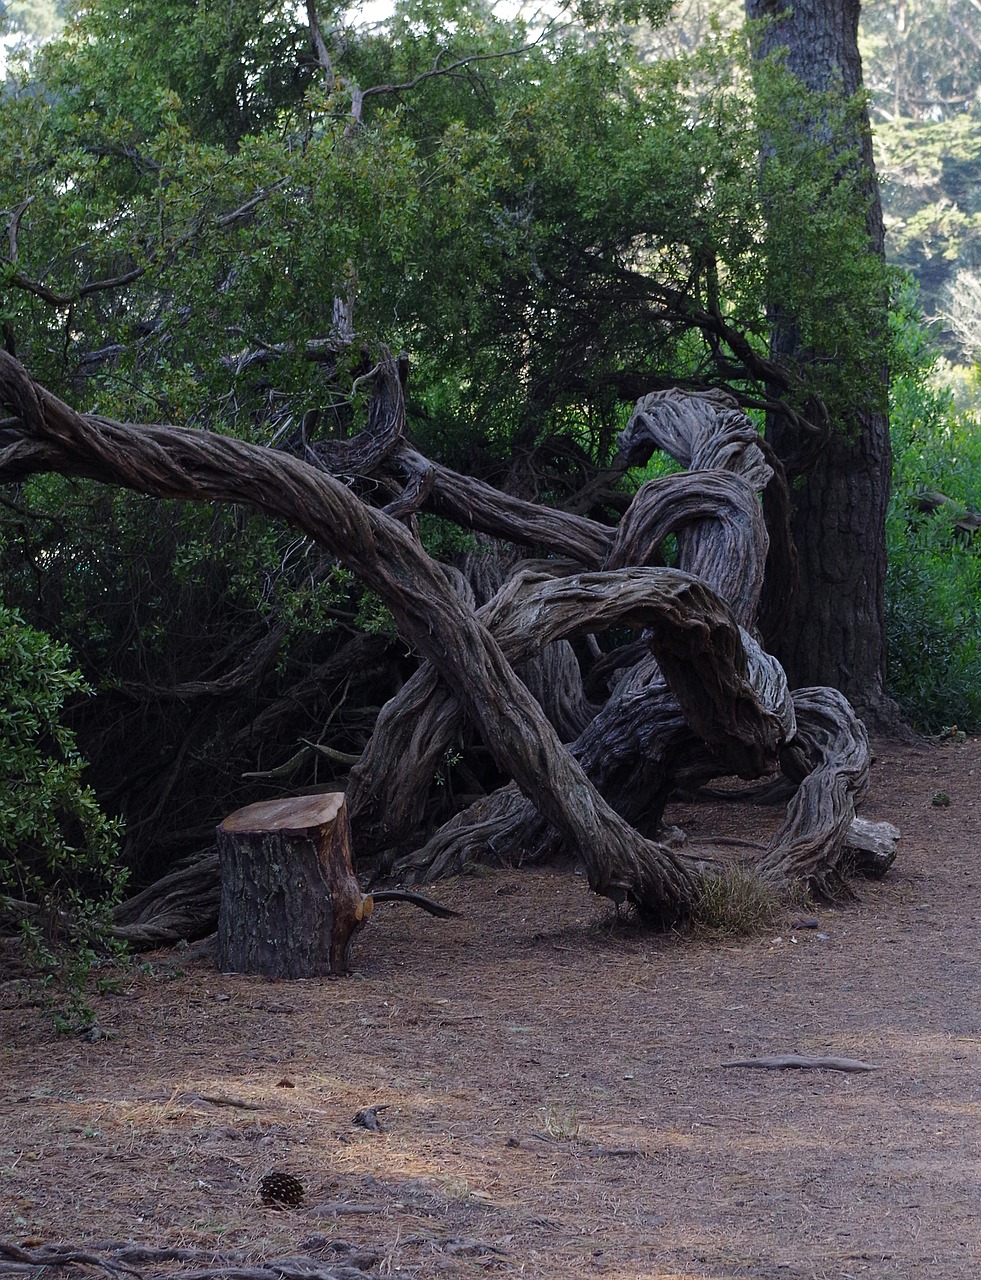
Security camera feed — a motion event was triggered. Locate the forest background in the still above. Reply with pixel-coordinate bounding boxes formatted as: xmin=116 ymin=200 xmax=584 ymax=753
xmin=1 ymin=0 xmax=980 ymax=1017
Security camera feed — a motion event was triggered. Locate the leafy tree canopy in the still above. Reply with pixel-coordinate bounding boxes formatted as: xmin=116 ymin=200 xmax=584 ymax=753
xmin=1 ymin=0 xmax=890 ymax=433
xmin=861 ymin=0 xmax=981 ymax=123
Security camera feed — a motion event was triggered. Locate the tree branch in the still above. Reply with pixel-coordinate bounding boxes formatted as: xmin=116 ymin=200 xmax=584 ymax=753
xmin=2 ymin=182 xmax=289 ymax=309
xmin=360 ymin=32 xmax=563 ymax=102
xmin=0 ymin=349 xmax=699 ymax=920
xmin=4 ymin=197 xmax=34 ymax=265
xmin=305 ymin=0 xmax=336 ymax=88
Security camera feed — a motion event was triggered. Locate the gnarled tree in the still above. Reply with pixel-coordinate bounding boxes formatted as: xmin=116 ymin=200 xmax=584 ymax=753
xmin=0 ymin=0 xmax=907 ymax=897
xmin=0 ymin=348 xmax=897 ymax=946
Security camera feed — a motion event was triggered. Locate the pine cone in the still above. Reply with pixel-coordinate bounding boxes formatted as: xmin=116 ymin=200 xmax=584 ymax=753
xmin=260 ymin=1170 xmax=305 ymax=1208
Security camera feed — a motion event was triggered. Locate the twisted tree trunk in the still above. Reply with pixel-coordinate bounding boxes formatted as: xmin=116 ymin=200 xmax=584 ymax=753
xmin=0 ymin=348 xmax=895 ymax=937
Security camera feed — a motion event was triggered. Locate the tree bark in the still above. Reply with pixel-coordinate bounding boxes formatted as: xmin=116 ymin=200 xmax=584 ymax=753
xmin=388 ymin=392 xmax=788 ymax=882
xmin=112 ymin=851 xmax=221 ymax=949
xmin=745 ymin=0 xmax=895 ymax=726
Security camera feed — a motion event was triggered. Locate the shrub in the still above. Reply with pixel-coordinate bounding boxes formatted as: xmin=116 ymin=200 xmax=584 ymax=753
xmin=886 ymin=346 xmax=981 ymax=732
xmin=0 ymin=601 xmax=127 ymax=1028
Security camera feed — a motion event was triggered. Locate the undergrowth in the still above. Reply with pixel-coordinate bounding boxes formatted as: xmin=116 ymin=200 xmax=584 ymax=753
xmin=0 ymin=600 xmax=128 ymax=1030
xmin=693 ymin=864 xmax=782 ymax=935
xmin=886 ymin=333 xmax=981 ymax=731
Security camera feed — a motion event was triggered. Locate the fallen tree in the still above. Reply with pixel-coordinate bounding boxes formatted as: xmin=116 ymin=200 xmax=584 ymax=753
xmin=0 ymin=348 xmax=897 ymax=942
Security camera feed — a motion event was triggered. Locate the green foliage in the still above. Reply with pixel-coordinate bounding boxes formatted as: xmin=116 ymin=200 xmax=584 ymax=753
xmin=634 ymin=0 xmax=742 ymax=62
xmin=417 ymin=514 xmax=478 ymax=560
xmin=861 ymin=0 xmax=981 ymax=124
xmin=748 ymin=51 xmax=893 ymax=423
xmin=0 ymin=601 xmax=126 ymax=1027
xmin=41 ymin=0 xmax=314 ymax=146
xmin=354 ymin=591 xmax=398 ymax=638
xmin=0 ymin=0 xmax=893 ymax=452
xmin=861 ymin=1 xmax=981 ymax=361
xmin=2 ymin=479 xmax=351 ymax=669
xmin=873 ymin=115 xmax=981 ymax=354
xmin=885 ymin=296 xmax=981 ymax=731
xmin=575 ymin=0 xmax=674 ymax=31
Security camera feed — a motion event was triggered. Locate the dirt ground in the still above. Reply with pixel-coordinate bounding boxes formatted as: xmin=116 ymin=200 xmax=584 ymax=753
xmin=3 ymin=736 xmax=981 ymax=1280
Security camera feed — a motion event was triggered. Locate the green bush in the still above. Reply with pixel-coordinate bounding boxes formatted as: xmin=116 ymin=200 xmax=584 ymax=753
xmin=886 ymin=330 xmax=981 ymax=731
xmin=0 ymin=601 xmax=127 ymax=1028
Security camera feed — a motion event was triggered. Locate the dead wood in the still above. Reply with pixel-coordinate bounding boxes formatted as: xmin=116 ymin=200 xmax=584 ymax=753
xmin=0 ymin=351 xmax=697 ymax=920
xmin=352 ymin=1105 xmax=389 ymax=1132
xmin=395 ymin=781 xmax=531 ymax=881
xmin=228 ymin=630 xmax=390 ymax=755
xmin=516 ymin=639 xmax=598 ymax=741
xmin=217 ymin=793 xmax=366 ymax=976
xmin=304 ymin=1202 xmax=387 ymax=1217
xmin=758 ymin=687 xmax=871 ymax=897
xmin=395 ymin=384 xmax=790 ymax=880
xmin=350 ymin=564 xmax=791 ymax=860
xmin=390 ymin=447 xmax=613 ymax=564
xmin=723 ymin=1055 xmax=881 ymax=1072
xmin=606 ymin=469 xmax=770 ymax=622
xmin=619 ymin=388 xmax=772 ymax=487
xmin=111 ymin=851 xmax=220 ymax=948
xmin=913 ymin=488 xmax=981 ymax=538
xmin=349 ymin=377 xmax=782 ymax=863
xmin=397 ymin=387 xmax=874 ymax=897
xmin=110 ymin=624 xmax=284 ymax=702
xmin=843 ymin=816 xmax=900 ymax=879
xmin=368 ymin=889 xmax=460 ymax=918
xmin=190 ymin=1094 xmax=263 ymax=1109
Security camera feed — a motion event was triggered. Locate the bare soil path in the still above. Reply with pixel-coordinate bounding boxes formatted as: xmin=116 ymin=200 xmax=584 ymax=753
xmin=2 ymin=737 xmax=981 ymax=1279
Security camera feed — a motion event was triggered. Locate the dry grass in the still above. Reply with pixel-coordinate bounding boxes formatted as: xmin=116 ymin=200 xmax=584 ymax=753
xmin=538 ymin=1102 xmax=581 ymax=1141
xmin=693 ymin=863 xmax=782 ymax=934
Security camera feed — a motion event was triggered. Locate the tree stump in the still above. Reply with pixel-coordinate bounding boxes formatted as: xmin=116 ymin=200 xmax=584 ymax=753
xmin=216 ymin=793 xmax=369 ymax=977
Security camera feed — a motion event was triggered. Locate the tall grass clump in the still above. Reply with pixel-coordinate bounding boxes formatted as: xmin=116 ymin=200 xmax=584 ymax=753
xmin=694 ymin=864 xmax=781 ymax=935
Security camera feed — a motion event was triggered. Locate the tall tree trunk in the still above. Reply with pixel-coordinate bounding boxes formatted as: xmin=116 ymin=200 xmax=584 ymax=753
xmin=746 ymin=0 xmax=895 ymax=727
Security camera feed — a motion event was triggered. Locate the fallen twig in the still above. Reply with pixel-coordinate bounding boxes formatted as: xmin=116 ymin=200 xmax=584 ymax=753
xmin=305 ymin=1202 xmax=387 ymax=1217
xmin=189 ymin=1093 xmax=264 ymax=1109
xmin=723 ymin=1054 xmax=880 ymax=1073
